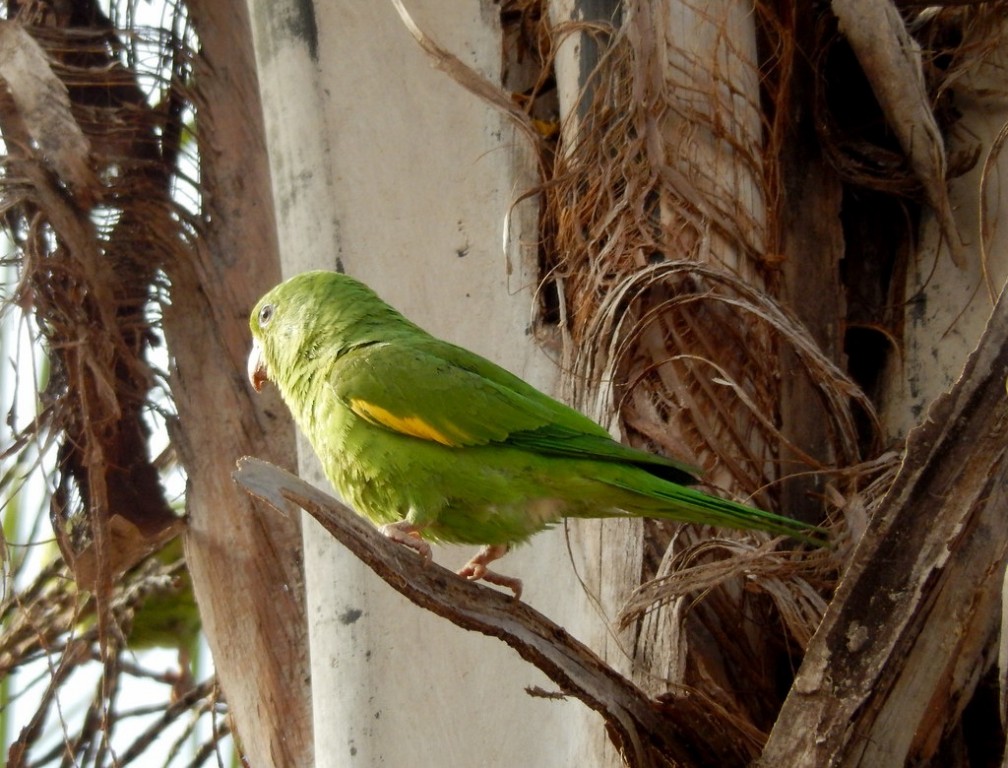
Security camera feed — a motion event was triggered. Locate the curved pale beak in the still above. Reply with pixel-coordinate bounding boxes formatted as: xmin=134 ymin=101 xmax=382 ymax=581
xmin=248 ymin=339 xmax=269 ymax=392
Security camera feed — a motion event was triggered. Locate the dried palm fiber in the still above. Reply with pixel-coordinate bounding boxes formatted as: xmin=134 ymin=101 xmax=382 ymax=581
xmin=0 ymin=13 xmax=196 ymax=591
xmin=0 ymin=7 xmax=196 ymax=616
xmin=528 ymin=0 xmax=877 ymax=744
xmin=0 ymin=6 xmax=222 ymax=765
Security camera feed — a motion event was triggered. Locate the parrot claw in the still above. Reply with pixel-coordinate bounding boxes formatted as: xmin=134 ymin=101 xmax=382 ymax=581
xmin=458 ymin=545 xmax=522 ymax=600
xmin=380 ymin=521 xmax=432 ymax=564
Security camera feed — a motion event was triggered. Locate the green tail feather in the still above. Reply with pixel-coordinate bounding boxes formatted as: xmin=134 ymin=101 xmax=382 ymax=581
xmin=605 ymin=476 xmax=828 ymax=546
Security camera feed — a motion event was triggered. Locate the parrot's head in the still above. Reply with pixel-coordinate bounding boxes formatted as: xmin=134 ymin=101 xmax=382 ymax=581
xmin=248 ymin=270 xmax=414 ymax=395
xmin=248 ymin=277 xmax=298 ymax=394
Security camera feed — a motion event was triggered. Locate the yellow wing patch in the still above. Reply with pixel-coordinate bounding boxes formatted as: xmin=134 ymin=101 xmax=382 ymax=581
xmin=350 ymin=398 xmax=464 ymax=447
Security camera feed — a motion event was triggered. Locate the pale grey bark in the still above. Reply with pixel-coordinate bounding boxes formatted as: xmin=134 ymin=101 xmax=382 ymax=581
xmin=244 ymin=1 xmax=620 ymax=765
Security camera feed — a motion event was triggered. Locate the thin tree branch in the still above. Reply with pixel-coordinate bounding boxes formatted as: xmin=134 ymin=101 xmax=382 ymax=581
xmin=234 ymin=457 xmax=756 ymax=768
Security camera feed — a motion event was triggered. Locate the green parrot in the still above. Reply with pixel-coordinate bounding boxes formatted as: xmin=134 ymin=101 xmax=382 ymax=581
xmin=248 ymin=270 xmax=823 ymax=597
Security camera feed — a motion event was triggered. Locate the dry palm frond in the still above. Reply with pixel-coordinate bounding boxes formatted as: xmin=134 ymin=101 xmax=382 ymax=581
xmin=619 ymin=451 xmax=901 ymax=701
xmin=0 ymin=1 xmax=227 ymax=765
xmin=494 ymin=0 xmax=891 ymax=746
xmin=501 ymin=2 xmax=1008 ymax=748
xmin=0 ymin=532 xmax=217 ymax=767
xmin=2 ymin=6 xmax=197 ymax=590
xmin=528 ymin=7 xmax=876 ymax=520
xmin=573 ymin=261 xmax=876 ymax=484
xmin=620 ymin=536 xmax=832 ymax=644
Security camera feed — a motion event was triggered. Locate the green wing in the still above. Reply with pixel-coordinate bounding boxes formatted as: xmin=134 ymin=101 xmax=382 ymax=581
xmin=330 ymin=338 xmax=699 ymax=484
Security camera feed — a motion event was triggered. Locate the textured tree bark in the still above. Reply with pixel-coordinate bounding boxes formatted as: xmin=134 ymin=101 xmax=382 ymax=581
xmin=777 ymin=10 xmax=848 ymax=520
xmin=163 ymin=2 xmax=313 ymax=765
xmin=760 ymin=287 xmax=1008 ymax=766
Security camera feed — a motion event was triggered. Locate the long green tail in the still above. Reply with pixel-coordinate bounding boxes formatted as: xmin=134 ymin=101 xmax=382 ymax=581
xmin=606 ymin=475 xmax=828 ymax=546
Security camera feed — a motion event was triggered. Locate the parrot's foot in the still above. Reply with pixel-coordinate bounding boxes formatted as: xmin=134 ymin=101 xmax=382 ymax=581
xmin=380 ymin=521 xmax=431 ymax=564
xmin=458 ymin=545 xmax=522 ymax=600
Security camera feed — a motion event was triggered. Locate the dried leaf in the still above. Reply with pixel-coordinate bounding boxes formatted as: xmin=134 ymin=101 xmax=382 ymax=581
xmin=0 ymin=20 xmax=97 ymax=200
xmin=62 ymin=514 xmax=185 ymax=591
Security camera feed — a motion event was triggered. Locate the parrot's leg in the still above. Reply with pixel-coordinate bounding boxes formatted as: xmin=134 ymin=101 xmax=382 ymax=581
xmin=379 ymin=521 xmax=431 ymax=563
xmin=458 ymin=545 xmax=522 ymax=600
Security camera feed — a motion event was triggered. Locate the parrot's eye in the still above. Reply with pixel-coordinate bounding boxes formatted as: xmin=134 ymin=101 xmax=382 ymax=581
xmin=258 ymin=303 xmax=275 ymax=327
